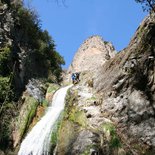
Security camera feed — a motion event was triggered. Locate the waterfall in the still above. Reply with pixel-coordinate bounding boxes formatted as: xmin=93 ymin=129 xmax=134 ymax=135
xmin=18 ymin=85 xmax=72 ymax=155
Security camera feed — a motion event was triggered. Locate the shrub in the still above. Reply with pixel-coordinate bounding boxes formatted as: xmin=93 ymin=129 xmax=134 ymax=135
xmin=0 ymin=47 xmax=11 ymax=76
xmin=0 ymin=76 xmax=10 ymax=103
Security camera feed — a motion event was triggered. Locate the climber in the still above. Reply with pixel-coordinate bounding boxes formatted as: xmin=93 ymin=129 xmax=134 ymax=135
xmin=71 ymin=73 xmax=76 ymax=84
xmin=71 ymin=72 xmax=80 ymax=84
xmin=75 ymin=72 xmax=80 ymax=83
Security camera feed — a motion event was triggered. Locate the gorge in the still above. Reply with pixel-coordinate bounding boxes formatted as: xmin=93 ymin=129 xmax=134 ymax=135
xmin=1 ymin=0 xmax=155 ymax=155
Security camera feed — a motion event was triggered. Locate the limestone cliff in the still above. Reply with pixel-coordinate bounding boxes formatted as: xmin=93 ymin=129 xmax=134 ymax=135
xmin=68 ymin=35 xmax=116 ymax=73
xmin=1 ymin=1 xmax=155 ymax=154
xmin=57 ymin=13 xmax=155 ymax=155
xmin=93 ymin=13 xmax=155 ymax=154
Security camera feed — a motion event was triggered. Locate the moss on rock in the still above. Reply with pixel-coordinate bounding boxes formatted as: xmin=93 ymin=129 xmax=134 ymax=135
xmin=46 ymin=83 xmax=59 ymax=94
xmin=56 ymin=120 xmax=79 ymax=155
xmin=50 ymin=112 xmax=63 ymax=151
xmin=55 ymin=88 xmax=90 ymax=154
xmin=13 ymin=94 xmax=39 ymax=147
xmin=68 ymin=107 xmax=87 ymax=127
xmin=45 ymin=83 xmax=59 ymax=103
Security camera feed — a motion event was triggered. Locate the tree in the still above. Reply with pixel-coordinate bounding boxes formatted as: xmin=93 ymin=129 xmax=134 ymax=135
xmin=135 ymin=0 xmax=155 ymax=12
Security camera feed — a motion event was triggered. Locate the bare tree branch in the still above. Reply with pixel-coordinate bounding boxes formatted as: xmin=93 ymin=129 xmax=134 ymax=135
xmin=135 ymin=0 xmax=155 ymax=13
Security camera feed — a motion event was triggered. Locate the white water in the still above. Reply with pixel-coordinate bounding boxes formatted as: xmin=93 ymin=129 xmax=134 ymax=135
xmin=18 ymin=85 xmax=72 ymax=155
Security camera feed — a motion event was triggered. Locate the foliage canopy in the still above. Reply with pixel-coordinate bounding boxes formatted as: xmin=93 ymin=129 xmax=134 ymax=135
xmin=135 ymin=0 xmax=155 ymax=12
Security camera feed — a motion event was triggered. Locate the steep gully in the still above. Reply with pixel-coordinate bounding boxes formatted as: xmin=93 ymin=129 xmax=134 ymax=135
xmin=17 ymin=13 xmax=155 ymax=154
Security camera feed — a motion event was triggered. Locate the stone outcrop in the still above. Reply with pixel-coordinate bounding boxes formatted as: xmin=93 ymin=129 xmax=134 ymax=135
xmin=68 ymin=35 xmax=116 ymax=73
xmin=13 ymin=80 xmax=59 ymax=149
xmin=56 ymin=76 xmax=126 ymax=155
xmin=2 ymin=0 xmax=155 ymax=154
xmin=93 ymin=13 xmax=155 ymax=154
xmin=57 ymin=13 xmax=155 ymax=154
xmin=13 ymin=79 xmax=44 ymax=148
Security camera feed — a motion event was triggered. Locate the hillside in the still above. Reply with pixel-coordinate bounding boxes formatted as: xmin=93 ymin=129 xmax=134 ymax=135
xmin=55 ymin=13 xmax=155 ymax=154
xmin=0 ymin=1 xmax=64 ymax=154
xmin=1 ymin=1 xmax=155 ymax=155
xmin=93 ymin=13 xmax=155 ymax=153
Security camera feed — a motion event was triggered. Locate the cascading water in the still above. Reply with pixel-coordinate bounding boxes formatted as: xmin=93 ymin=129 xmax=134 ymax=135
xmin=18 ymin=85 xmax=72 ymax=155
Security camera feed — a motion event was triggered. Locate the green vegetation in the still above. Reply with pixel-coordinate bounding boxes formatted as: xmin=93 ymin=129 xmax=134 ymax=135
xmin=87 ymin=96 xmax=96 ymax=101
xmin=18 ymin=96 xmax=38 ymax=139
xmin=0 ymin=101 xmax=15 ymax=150
xmin=47 ymin=88 xmax=78 ymax=149
xmin=0 ymin=47 xmax=11 ymax=76
xmin=65 ymin=88 xmax=78 ymax=107
xmin=0 ymin=1 xmax=65 ymax=104
xmin=47 ymin=84 xmax=59 ymax=94
xmin=68 ymin=107 xmax=87 ymax=127
xmin=0 ymin=77 xmax=11 ymax=103
xmin=50 ymin=113 xmax=63 ymax=148
xmin=0 ymin=1 xmax=65 ymax=150
xmin=42 ymin=99 xmax=48 ymax=107
xmin=14 ymin=5 xmax=65 ymax=82
xmin=102 ymin=123 xmax=122 ymax=149
xmin=0 ymin=75 xmax=14 ymax=150
xmin=51 ymin=126 xmax=58 ymax=146
xmin=63 ymin=89 xmax=87 ymax=127
xmin=0 ymin=46 xmax=14 ymax=113
xmin=55 ymin=89 xmax=87 ymax=153
xmin=56 ymin=119 xmax=78 ymax=154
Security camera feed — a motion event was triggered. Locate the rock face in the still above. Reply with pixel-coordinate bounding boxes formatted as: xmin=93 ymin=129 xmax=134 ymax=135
xmin=56 ymin=77 xmax=125 ymax=155
xmin=13 ymin=79 xmax=46 ymax=148
xmin=68 ymin=35 xmax=116 ymax=73
xmin=93 ymin=13 xmax=155 ymax=154
xmin=57 ymin=13 xmax=155 ymax=155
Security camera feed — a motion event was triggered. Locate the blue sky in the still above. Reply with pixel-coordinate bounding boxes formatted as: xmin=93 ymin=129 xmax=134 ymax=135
xmin=24 ymin=0 xmax=147 ymax=68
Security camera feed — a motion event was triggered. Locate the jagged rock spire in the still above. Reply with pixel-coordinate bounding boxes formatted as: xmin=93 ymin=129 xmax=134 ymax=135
xmin=68 ymin=35 xmax=116 ymax=73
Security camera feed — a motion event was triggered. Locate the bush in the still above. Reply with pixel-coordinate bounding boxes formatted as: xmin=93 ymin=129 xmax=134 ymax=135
xmin=0 ymin=76 xmax=10 ymax=103
xmin=102 ymin=123 xmax=122 ymax=149
xmin=0 ymin=47 xmax=11 ymax=76
xmin=15 ymin=6 xmax=65 ymax=82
